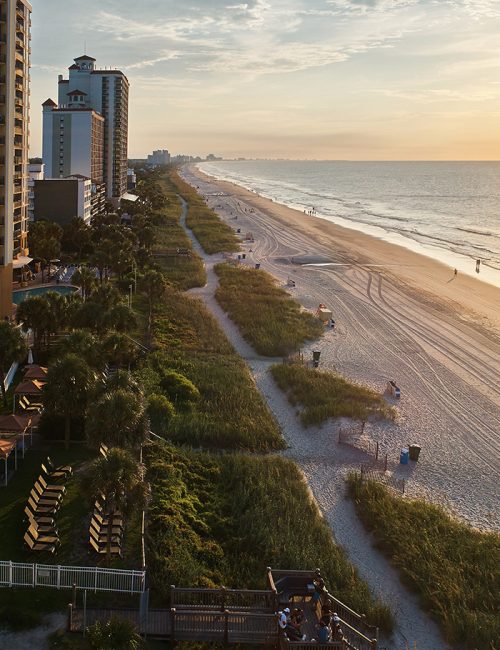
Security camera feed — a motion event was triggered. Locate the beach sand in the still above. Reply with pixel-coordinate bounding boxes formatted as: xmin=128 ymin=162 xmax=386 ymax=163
xmin=183 ymin=164 xmax=500 ymax=532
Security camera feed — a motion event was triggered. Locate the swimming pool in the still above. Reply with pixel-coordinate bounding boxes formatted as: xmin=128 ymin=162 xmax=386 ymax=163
xmin=13 ymin=285 xmax=78 ymax=305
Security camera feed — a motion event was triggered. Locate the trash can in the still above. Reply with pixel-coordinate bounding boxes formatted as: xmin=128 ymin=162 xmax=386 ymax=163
xmin=400 ymin=448 xmax=409 ymax=465
xmin=237 ymin=228 xmax=241 ymax=233
xmin=409 ymin=444 xmax=421 ymax=461
xmin=312 ymin=350 xmax=321 ymax=362
xmin=255 ymin=263 xmax=261 ymax=269
xmin=237 ymin=254 xmax=241 ymax=260
xmin=242 ymin=253 xmax=246 ymax=259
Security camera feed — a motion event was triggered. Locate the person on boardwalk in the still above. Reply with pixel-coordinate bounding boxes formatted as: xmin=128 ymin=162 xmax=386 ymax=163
xmin=317 ymin=619 xmax=331 ymax=643
xmin=289 ymin=608 xmax=307 ymax=640
xmin=312 ymin=569 xmax=326 ymax=607
xmin=332 ymin=615 xmax=346 ymax=643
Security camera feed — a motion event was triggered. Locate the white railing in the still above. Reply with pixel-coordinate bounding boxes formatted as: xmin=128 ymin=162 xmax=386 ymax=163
xmin=0 ymin=561 xmax=145 ymax=593
xmin=3 ymin=361 xmax=19 ymax=392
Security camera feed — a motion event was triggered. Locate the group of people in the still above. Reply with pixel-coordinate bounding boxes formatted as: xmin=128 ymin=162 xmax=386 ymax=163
xmin=278 ymin=570 xmax=346 ymax=644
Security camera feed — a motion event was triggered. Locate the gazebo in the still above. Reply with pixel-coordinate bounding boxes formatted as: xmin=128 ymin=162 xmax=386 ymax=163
xmin=0 ymin=413 xmax=39 ymax=456
xmin=13 ymin=378 xmax=45 ymax=413
xmin=23 ymin=365 xmax=48 ymax=381
xmin=0 ymin=438 xmax=20 ymax=487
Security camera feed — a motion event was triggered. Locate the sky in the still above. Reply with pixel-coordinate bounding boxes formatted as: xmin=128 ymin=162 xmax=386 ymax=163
xmin=30 ymin=0 xmax=500 ymax=160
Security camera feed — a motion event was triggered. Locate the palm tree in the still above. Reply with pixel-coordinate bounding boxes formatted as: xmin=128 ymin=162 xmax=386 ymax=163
xmin=85 ymin=388 xmax=148 ymax=450
xmin=71 ymin=266 xmax=96 ymax=301
xmin=16 ymin=295 xmax=52 ymax=355
xmin=104 ymin=304 xmax=137 ymax=333
xmin=45 ymin=291 xmax=68 ymax=347
xmin=101 ymin=333 xmax=138 ymax=369
xmin=44 ymin=354 xmax=97 ymax=450
xmin=57 ymin=330 xmax=105 ymax=371
xmin=0 ymin=321 xmax=27 ymax=407
xmin=80 ymin=448 xmax=145 ymax=565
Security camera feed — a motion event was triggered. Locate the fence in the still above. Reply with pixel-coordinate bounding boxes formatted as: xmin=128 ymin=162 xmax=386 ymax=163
xmin=360 ymin=465 xmax=405 ymax=494
xmin=339 ymin=426 xmax=388 ymax=470
xmin=171 ymin=586 xmax=277 ymax=612
xmin=0 ymin=561 xmax=145 ymax=593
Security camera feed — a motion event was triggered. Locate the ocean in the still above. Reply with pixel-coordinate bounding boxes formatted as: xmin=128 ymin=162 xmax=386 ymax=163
xmin=198 ymin=160 xmax=500 ymax=287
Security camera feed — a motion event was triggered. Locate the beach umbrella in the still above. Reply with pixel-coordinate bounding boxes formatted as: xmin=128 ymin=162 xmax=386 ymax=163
xmin=27 ymin=348 xmax=34 ymax=365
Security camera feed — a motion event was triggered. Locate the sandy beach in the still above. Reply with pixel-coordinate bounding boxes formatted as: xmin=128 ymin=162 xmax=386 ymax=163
xmin=182 ymin=164 xmax=500 ymax=532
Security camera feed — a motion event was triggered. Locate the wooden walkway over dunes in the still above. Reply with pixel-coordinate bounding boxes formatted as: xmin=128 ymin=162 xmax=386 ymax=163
xmin=68 ymin=568 xmax=379 ymax=649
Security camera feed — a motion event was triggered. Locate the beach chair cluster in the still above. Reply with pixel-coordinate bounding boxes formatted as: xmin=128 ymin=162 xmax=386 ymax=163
xmin=23 ymin=457 xmax=72 ymax=554
xmin=89 ymin=493 xmax=123 ymax=558
xmin=14 ymin=365 xmax=47 ymax=415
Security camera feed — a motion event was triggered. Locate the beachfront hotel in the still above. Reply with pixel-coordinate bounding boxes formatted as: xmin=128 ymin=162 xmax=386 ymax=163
xmin=42 ymin=55 xmax=129 ymax=206
xmin=0 ymin=0 xmax=32 ymax=320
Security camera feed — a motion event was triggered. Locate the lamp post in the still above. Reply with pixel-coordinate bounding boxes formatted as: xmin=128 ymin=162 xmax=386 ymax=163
xmin=132 ymin=260 xmax=137 ymax=293
xmin=128 ymin=284 xmax=133 ymax=309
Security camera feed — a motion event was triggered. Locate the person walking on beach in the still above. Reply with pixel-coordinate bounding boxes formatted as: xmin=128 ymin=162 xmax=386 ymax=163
xmin=454 ymin=268 xmax=457 ymax=277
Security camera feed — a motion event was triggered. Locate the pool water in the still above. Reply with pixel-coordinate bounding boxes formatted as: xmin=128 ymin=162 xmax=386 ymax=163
xmin=13 ymin=285 xmax=78 ymax=305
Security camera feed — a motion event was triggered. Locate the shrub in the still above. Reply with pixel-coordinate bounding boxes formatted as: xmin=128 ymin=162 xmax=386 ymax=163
xmin=160 ymin=370 xmax=200 ymax=408
xmin=147 ymin=393 xmax=175 ymax=435
xmin=215 ymin=263 xmax=324 ymax=356
xmin=347 ymin=474 xmax=500 ymax=648
xmin=86 ymin=617 xmax=143 ymax=650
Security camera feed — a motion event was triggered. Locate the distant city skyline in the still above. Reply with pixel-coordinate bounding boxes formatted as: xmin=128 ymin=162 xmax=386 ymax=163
xmin=30 ymin=0 xmax=500 ymax=160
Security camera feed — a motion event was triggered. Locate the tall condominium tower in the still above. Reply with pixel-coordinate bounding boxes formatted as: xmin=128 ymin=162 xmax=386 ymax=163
xmin=0 ymin=0 xmax=31 ymax=319
xmin=44 ymin=54 xmax=129 ymax=203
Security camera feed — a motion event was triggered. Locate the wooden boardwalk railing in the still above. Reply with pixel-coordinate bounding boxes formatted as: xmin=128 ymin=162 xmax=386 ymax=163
xmin=171 ymin=585 xmax=277 ymax=612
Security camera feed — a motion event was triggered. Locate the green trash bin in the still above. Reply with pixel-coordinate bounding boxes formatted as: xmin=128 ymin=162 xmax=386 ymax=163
xmin=409 ymin=444 xmax=421 ymax=461
xmin=312 ymin=350 xmax=321 ymax=362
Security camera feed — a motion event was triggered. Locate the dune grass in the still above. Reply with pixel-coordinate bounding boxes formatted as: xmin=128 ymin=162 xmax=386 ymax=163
xmin=170 ymin=171 xmax=240 ymax=254
xmin=138 ymin=287 xmax=283 ymax=452
xmin=215 ymin=263 xmax=324 ymax=356
xmin=271 ymin=363 xmax=394 ymax=426
xmin=151 ymin=174 xmax=206 ymax=290
xmin=145 ymin=440 xmax=393 ymax=633
xmin=347 ymin=474 xmax=500 ymax=648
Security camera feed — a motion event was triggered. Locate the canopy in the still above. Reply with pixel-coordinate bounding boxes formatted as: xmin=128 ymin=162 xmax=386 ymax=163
xmin=0 ymin=438 xmax=17 ymax=459
xmin=23 ymin=365 xmax=48 ymax=381
xmin=13 ymin=256 xmax=33 ymax=269
xmin=122 ymin=192 xmax=139 ymax=202
xmin=14 ymin=379 xmax=46 ymax=395
xmin=0 ymin=413 xmax=39 ymax=433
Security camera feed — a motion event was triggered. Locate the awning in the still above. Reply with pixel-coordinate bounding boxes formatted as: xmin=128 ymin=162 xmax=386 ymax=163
xmin=121 ymin=192 xmax=139 ymax=202
xmin=13 ymin=256 xmax=33 ymax=269
xmin=0 ymin=438 xmax=17 ymax=459
xmin=14 ymin=378 xmax=46 ymax=395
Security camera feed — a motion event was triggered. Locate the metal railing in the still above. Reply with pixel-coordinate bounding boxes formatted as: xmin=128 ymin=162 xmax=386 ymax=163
xmin=171 ymin=585 xmax=277 ymax=612
xmin=0 ymin=561 xmax=145 ymax=594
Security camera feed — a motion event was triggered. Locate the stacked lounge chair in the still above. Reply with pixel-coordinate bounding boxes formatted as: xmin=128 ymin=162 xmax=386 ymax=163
xmin=89 ymin=494 xmax=123 ymax=557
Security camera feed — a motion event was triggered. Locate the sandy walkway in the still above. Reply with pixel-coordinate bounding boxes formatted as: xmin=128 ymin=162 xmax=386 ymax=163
xmin=178 ymin=195 xmax=449 ymax=649
xmin=181 ymin=165 xmax=500 ymax=534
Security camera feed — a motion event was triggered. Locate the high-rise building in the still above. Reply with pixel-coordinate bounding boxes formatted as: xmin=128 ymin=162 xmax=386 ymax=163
xmin=0 ymin=0 xmax=32 ymax=319
xmin=47 ymin=54 xmax=129 ymax=203
xmin=147 ymin=149 xmax=170 ymax=167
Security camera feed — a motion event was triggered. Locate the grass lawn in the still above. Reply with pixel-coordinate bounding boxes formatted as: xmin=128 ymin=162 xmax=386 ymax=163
xmin=170 ymin=171 xmax=240 ymax=254
xmin=215 ymin=263 xmax=324 ymax=356
xmin=145 ymin=440 xmax=393 ymax=633
xmin=347 ymin=474 xmax=500 ymax=648
xmin=271 ymin=363 xmax=394 ymax=426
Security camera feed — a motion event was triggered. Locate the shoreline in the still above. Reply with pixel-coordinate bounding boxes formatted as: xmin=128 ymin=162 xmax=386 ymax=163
xmin=198 ymin=162 xmax=500 ymax=290
xmin=189 ymin=164 xmax=500 ymax=340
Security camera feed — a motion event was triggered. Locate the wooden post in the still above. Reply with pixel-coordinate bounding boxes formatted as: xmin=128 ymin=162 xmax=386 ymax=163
xmin=375 ymin=441 xmax=379 ymax=461
xmin=67 ymin=603 xmax=73 ymax=632
xmin=170 ymin=584 xmax=175 ymax=607
xmin=170 ymin=607 xmax=176 ymax=644
xmin=72 ymin=582 xmax=77 ymax=607
xmin=224 ymin=609 xmax=229 ymax=645
xmin=220 ymin=585 xmax=226 ymax=611
xmin=371 ymin=638 xmax=378 ymax=649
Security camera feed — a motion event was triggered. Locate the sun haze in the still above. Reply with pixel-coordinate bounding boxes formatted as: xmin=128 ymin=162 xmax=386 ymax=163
xmin=30 ymin=0 xmax=500 ymax=160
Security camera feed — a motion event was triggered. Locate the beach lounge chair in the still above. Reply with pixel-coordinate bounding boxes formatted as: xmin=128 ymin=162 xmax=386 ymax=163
xmin=89 ymin=535 xmax=121 ymax=557
xmin=29 ymin=489 xmax=61 ymax=509
xmin=32 ymin=483 xmax=63 ymax=503
xmin=89 ymin=525 xmax=121 ymax=545
xmin=99 ymin=443 xmax=109 ymax=458
xmin=37 ymin=475 xmax=66 ymax=495
xmin=24 ymin=531 xmax=56 ymax=554
xmin=18 ymin=396 xmax=43 ymax=412
xmin=90 ymin=517 xmax=122 ymax=537
xmin=40 ymin=462 xmax=67 ymax=483
xmin=28 ymin=517 xmax=58 ymax=536
xmin=27 ymin=524 xmax=59 ymax=546
xmin=26 ymin=496 xmax=58 ymax=516
xmin=25 ymin=508 xmax=55 ymax=527
xmin=46 ymin=456 xmax=72 ymax=477
xmin=92 ymin=511 xmax=123 ymax=530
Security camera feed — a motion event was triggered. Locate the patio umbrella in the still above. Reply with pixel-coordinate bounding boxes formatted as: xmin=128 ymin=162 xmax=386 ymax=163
xmin=27 ymin=348 xmax=34 ymax=365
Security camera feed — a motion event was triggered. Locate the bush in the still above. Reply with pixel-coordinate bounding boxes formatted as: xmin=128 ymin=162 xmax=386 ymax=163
xmin=86 ymin=617 xmax=143 ymax=650
xmin=147 ymin=393 xmax=175 ymax=435
xmin=347 ymin=474 xmax=500 ymax=648
xmin=271 ymin=364 xmax=394 ymax=426
xmin=215 ymin=263 xmax=324 ymax=356
xmin=160 ymin=370 xmax=200 ymax=408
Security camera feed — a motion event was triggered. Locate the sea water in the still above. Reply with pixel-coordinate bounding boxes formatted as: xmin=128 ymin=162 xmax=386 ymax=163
xmin=198 ymin=160 xmax=500 ymax=287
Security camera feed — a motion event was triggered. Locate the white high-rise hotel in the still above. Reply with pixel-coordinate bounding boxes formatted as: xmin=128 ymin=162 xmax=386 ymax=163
xmin=0 ymin=0 xmax=31 ymax=319
xmin=43 ymin=55 xmax=129 ymax=204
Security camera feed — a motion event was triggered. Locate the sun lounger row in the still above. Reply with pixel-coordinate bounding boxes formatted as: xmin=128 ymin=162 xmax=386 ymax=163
xmin=18 ymin=395 xmax=43 ymax=413
xmin=23 ymin=459 xmax=72 ymax=554
xmin=89 ymin=496 xmax=123 ymax=557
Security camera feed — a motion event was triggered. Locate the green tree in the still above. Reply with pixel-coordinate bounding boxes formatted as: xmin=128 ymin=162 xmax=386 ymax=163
xmin=0 ymin=321 xmax=26 ymax=407
xmin=57 ymin=330 xmax=105 ymax=371
xmin=72 ymin=266 xmax=96 ymax=300
xmin=45 ymin=291 xmax=68 ymax=346
xmin=85 ymin=388 xmax=148 ymax=450
xmin=16 ymin=295 xmax=52 ymax=354
xmin=44 ymin=354 xmax=97 ymax=450
xmin=61 ymin=217 xmax=93 ymax=258
xmin=80 ymin=449 xmax=145 ymax=566
xmin=104 ymin=304 xmax=137 ymax=333
xmin=140 ymin=269 xmax=167 ymax=342
xmin=101 ymin=333 xmax=138 ymax=369
xmin=147 ymin=393 xmax=175 ymax=436
xmin=28 ymin=221 xmax=63 ymax=282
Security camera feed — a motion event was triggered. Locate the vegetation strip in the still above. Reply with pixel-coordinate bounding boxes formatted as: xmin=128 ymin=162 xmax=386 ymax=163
xmin=347 ymin=474 xmax=500 ymax=648
xmin=215 ymin=263 xmax=324 ymax=356
xmin=271 ymin=363 xmax=394 ymax=426
xmin=146 ymin=440 xmax=393 ymax=632
xmin=170 ymin=171 xmax=240 ymax=254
